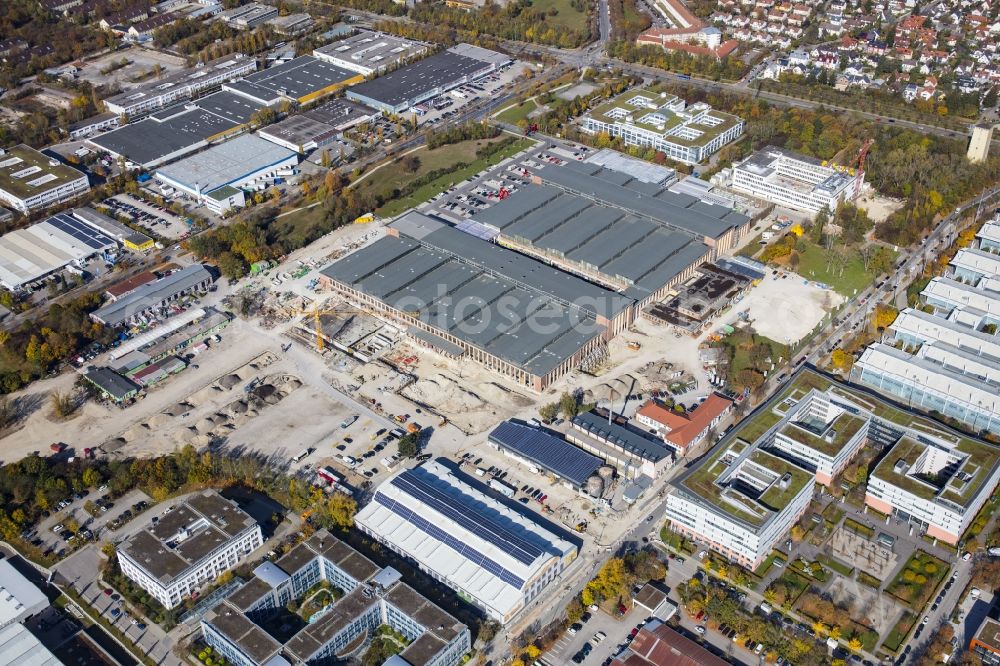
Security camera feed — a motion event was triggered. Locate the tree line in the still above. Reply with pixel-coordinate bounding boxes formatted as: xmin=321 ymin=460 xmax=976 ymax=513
xmin=606 ymin=40 xmax=751 ymax=82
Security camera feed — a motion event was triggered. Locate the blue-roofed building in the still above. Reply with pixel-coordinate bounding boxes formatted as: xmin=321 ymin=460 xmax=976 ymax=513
xmin=488 ymin=420 xmax=603 ymax=491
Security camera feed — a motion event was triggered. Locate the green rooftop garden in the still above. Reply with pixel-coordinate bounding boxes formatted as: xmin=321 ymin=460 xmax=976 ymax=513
xmin=777 ymin=412 xmax=867 ymax=458
xmin=754 ymin=450 xmax=813 ymax=510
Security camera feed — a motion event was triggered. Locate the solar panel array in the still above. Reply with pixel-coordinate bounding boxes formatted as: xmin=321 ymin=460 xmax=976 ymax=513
xmin=48 ymin=213 xmax=116 ymax=250
xmin=489 ymin=421 xmax=602 ymax=487
xmin=390 ymin=470 xmax=545 ymax=566
xmin=372 ymin=492 xmax=526 ymax=589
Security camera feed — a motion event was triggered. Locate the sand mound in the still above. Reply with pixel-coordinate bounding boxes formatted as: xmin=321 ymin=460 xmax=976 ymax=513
xmin=219 ymin=374 xmax=242 ymax=390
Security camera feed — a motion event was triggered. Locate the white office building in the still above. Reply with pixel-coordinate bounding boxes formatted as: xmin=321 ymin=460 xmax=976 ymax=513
xmin=580 ymin=88 xmax=744 ymax=165
xmin=103 ymin=55 xmax=257 ymax=118
xmin=667 ymin=367 xmax=1000 ymax=567
xmin=117 ymin=491 xmax=263 ymax=608
xmin=0 ymin=145 xmax=89 ymax=214
xmin=729 ymin=147 xmax=859 ymax=212
xmin=355 ymin=461 xmax=578 ymax=624
xmin=313 ymin=29 xmax=429 ymax=76
xmin=866 ymin=430 xmax=1000 ymax=545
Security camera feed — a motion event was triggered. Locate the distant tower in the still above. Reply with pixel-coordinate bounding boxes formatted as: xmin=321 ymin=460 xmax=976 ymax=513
xmin=968 ymin=123 xmax=995 ymax=164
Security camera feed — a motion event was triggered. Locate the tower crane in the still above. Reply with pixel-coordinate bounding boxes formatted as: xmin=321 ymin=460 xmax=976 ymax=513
xmin=293 ymin=306 xmax=385 ymax=351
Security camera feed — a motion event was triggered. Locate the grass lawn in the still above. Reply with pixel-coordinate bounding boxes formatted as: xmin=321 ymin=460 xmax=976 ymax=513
xmin=817 ymin=554 xmax=855 ymax=577
xmin=882 ymin=612 xmax=917 ymax=653
xmin=530 ymin=0 xmax=589 ymax=32
xmin=844 ymin=518 xmax=875 ymax=539
xmin=728 ymin=334 xmax=790 ymax=378
xmin=352 ymin=136 xmax=532 ymax=218
xmin=495 ymin=98 xmax=538 ymax=124
xmin=790 ymin=240 xmax=896 ymax=297
xmin=886 ymin=550 xmax=948 ymax=610
xmin=822 ymin=503 xmax=845 ymax=526
xmin=857 ymin=570 xmax=881 ymax=589
xmin=766 ymin=570 xmax=811 ymax=608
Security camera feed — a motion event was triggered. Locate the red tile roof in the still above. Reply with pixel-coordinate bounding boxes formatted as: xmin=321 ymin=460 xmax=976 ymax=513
xmin=613 ymin=622 xmax=732 ymax=666
xmin=636 ymin=393 xmax=732 ymax=449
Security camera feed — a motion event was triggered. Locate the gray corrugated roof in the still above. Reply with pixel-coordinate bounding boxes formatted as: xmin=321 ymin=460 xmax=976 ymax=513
xmin=470 ymin=183 xmax=712 ymax=300
xmin=572 ymin=410 xmax=674 ymax=462
xmin=93 ymin=265 xmax=213 ymax=326
xmin=320 ymin=219 xmax=625 ymax=377
xmin=489 ymin=420 xmax=602 ymax=487
xmin=539 ymin=163 xmax=746 ymax=239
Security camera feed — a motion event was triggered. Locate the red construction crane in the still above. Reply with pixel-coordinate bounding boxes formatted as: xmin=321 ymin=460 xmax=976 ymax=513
xmin=854 ymin=138 xmax=874 ymax=200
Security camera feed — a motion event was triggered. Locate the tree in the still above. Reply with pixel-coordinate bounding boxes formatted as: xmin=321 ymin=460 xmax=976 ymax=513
xmin=539 ymin=402 xmax=559 ymax=423
xmin=830 ymin=349 xmax=854 ymax=373
xmin=217 ymin=252 xmax=248 ymax=280
xmin=848 ymin=637 xmax=863 ymax=653
xmin=397 ymin=433 xmax=419 ymax=458
xmin=82 ymin=467 xmax=102 ymax=488
xmin=559 ymin=392 xmax=579 ymax=419
xmin=320 ymin=493 xmax=356 ymax=531
xmin=873 ymin=304 xmax=899 ymax=330
xmin=566 ymin=597 xmax=584 ymax=623
xmin=50 ymin=390 xmax=76 ymax=418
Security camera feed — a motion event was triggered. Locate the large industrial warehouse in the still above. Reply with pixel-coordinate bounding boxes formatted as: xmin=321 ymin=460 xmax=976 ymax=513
xmin=346 ymin=44 xmax=511 ymax=113
xmin=0 ymin=211 xmax=117 ymax=290
xmin=319 ymin=211 xmax=633 ymax=390
xmin=154 ymin=134 xmax=298 ymax=212
xmin=471 ymin=162 xmax=749 ymax=307
xmin=356 ymin=461 xmax=578 ymax=624
xmin=89 ymin=92 xmax=265 ymax=169
xmin=320 ymin=158 xmax=752 ymax=390
xmin=222 ymin=56 xmax=364 ymax=106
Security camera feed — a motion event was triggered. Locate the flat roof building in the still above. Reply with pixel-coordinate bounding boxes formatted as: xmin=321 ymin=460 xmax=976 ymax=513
xmin=91 ymin=264 xmax=215 ymax=327
xmin=0 ymin=559 xmax=48 ymax=629
xmin=313 ymin=29 xmax=430 ymax=76
xmin=970 ymin=617 xmax=1000 ymax=666
xmin=90 ymin=93 xmax=265 ymax=169
xmin=258 ymin=98 xmax=378 ymax=153
xmin=118 ymin=490 xmax=263 ymax=608
xmin=0 ymin=211 xmax=116 ymax=290
xmin=487 ymin=420 xmax=604 ymax=490
xmin=356 ymin=461 xmax=578 ymax=624
xmin=266 ymin=13 xmax=313 ymax=36
xmin=852 ymin=223 xmax=1000 ymax=435
xmin=581 ymin=88 xmax=744 ymax=165
xmin=729 ymin=147 xmax=859 ymax=212
xmin=217 ymin=2 xmax=277 ymax=29
xmin=203 ymin=530 xmax=470 ymax=666
xmin=223 ymin=56 xmax=364 ymax=107
xmin=346 ymin=45 xmax=508 ymax=113
xmin=155 ymin=134 xmax=297 ymax=211
xmin=103 ymin=54 xmax=257 ymax=118
xmin=668 ymin=367 xmax=1000 ymax=568
xmin=0 ymin=144 xmax=89 ymax=214
xmin=319 ymin=211 xmax=632 ymax=391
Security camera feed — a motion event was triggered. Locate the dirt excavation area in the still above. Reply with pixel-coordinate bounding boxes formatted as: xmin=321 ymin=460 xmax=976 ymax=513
xmin=712 ymin=272 xmax=843 ymax=344
xmin=0 ymin=321 xmax=354 ymax=464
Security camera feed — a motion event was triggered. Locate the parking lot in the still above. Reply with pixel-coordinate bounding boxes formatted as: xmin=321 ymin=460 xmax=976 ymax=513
xmin=105 ymin=194 xmax=190 ymax=239
xmin=29 ymin=487 xmax=152 ymax=559
xmin=412 ymin=64 xmax=523 ymax=130
xmin=421 ymin=138 xmax=589 ymax=221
